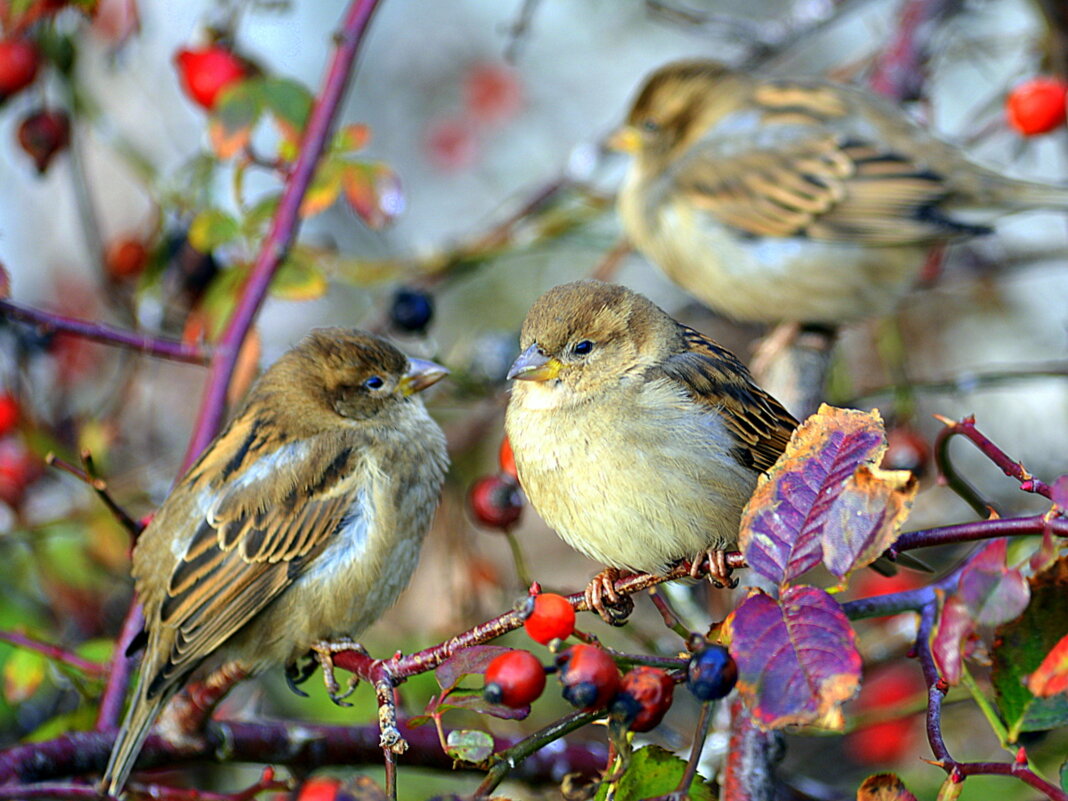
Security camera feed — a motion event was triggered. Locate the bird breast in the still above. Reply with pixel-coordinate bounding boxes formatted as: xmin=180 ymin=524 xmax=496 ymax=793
xmin=507 ymin=378 xmax=757 ymax=573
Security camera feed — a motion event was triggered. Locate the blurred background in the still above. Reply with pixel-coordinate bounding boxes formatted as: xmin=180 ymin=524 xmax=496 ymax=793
xmin=0 ymin=0 xmax=1066 ymax=798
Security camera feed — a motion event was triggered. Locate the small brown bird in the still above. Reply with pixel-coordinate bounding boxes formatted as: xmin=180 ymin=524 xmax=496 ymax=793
xmin=614 ymin=58 xmax=1068 ymax=325
xmin=505 ymin=281 xmax=797 ymax=618
xmin=102 ymin=329 xmax=449 ymax=795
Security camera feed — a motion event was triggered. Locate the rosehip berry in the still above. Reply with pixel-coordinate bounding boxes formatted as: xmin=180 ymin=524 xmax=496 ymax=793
xmin=0 ymin=436 xmax=40 ymax=507
xmin=881 ymin=425 xmax=931 ymax=479
xmin=105 ymin=237 xmax=149 ymax=280
xmin=614 ymin=666 xmax=675 ymax=732
xmin=0 ymin=38 xmax=40 ymax=100
xmin=296 ymin=777 xmax=341 ymax=801
xmin=483 ymin=649 xmax=546 ymax=708
xmin=17 ymin=108 xmax=70 ymax=174
xmin=686 ymin=644 xmax=737 ymax=701
xmin=523 ymin=592 xmax=575 ymax=645
xmin=1006 ymin=77 xmax=1068 ymax=136
xmin=468 ymin=474 xmax=523 ymax=529
xmin=175 ymin=45 xmax=246 ymax=110
xmin=844 ymin=664 xmax=923 ymax=764
xmin=498 ymin=436 xmax=517 ymax=480
xmin=389 ymin=287 xmax=434 ymax=333
xmin=425 ymin=116 xmax=477 ymax=171
xmin=463 ymin=62 xmax=522 ymax=126
xmin=557 ymin=644 xmax=620 ymax=711
xmin=0 ymin=395 xmax=19 ymax=437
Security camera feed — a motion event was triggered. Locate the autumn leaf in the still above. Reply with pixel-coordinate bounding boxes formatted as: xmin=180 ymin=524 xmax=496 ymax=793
xmin=740 ymin=404 xmax=917 ymax=586
xmin=727 ymin=585 xmax=861 ymax=730
xmin=857 ymin=773 xmax=919 ymax=801
xmin=1029 ymin=632 xmax=1068 ymax=698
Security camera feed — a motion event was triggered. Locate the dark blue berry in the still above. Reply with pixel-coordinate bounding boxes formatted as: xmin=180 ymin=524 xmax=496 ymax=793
xmin=686 ymin=644 xmax=737 ymax=701
xmin=390 ymin=288 xmax=434 ymax=332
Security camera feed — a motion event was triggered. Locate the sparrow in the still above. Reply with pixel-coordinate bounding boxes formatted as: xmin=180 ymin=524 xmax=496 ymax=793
xmin=613 ymin=58 xmax=1068 ymax=325
xmin=504 ymin=280 xmax=797 ymax=621
xmin=102 ymin=328 xmax=449 ymax=795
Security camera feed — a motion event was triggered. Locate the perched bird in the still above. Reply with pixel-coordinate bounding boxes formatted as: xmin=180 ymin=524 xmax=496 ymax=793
xmin=505 ymin=280 xmax=797 ymax=619
xmin=102 ymin=329 xmax=449 ymax=795
xmin=613 ymin=58 xmax=1068 ymax=325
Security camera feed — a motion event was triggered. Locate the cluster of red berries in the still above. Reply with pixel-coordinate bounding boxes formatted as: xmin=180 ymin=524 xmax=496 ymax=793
xmin=0 ymin=394 xmax=40 ymax=507
xmin=482 ymin=590 xmax=737 ymax=732
xmin=467 ymin=436 xmax=524 ymax=530
xmin=0 ymin=36 xmax=72 ymax=174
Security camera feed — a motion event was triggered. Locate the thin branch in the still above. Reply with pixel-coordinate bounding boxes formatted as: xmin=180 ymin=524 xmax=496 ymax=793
xmin=935 ymin=415 xmax=1054 ymax=502
xmin=45 ymin=452 xmax=143 ymax=538
xmin=94 ymin=603 xmax=143 ymax=733
xmin=181 ymin=0 xmax=384 ymax=469
xmin=0 ymin=299 xmax=208 ymax=365
xmin=0 ymin=631 xmax=106 ymax=677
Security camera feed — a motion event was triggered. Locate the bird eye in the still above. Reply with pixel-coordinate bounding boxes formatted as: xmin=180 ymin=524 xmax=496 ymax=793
xmin=640 ymin=118 xmax=661 ymax=134
xmin=573 ymin=340 xmax=594 ymax=356
xmin=363 ymin=375 xmax=385 ymax=390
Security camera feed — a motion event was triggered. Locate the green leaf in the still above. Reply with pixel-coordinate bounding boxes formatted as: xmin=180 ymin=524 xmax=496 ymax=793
xmin=445 ymin=729 xmax=494 ymax=763
xmin=209 ymin=82 xmax=263 ymax=159
xmin=189 ymin=209 xmax=240 ymax=252
xmin=593 ymin=746 xmax=713 ymax=801
xmin=301 ymin=157 xmax=344 ymax=218
xmin=332 ymin=123 xmax=371 ymax=153
xmin=992 ymin=557 xmax=1068 ymax=739
xmin=244 ymin=194 xmax=281 ymax=235
xmin=262 ymin=77 xmax=313 ymax=141
xmin=24 ymin=706 xmax=97 ymax=742
xmin=4 ymin=648 xmax=47 ymax=704
xmin=272 ymin=248 xmax=328 ymax=301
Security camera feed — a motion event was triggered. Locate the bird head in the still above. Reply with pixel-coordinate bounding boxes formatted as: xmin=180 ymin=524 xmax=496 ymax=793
xmin=508 ymin=281 xmax=670 ymax=404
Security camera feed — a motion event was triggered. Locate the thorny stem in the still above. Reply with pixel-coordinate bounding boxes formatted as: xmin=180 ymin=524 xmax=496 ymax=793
xmin=182 ymin=0 xmax=384 ymax=469
xmin=0 ymin=631 xmax=106 ymax=677
xmin=0 ymin=300 xmax=208 ymax=365
xmin=473 ymin=708 xmax=605 ymax=798
xmin=913 ymin=585 xmax=1068 ymax=800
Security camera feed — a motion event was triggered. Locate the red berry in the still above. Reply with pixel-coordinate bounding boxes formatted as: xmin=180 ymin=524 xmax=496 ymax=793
xmin=483 ymin=649 xmax=546 ymax=708
xmin=1006 ymin=77 xmax=1068 ymax=136
xmin=523 ymin=592 xmax=576 ymax=644
xmin=615 ymin=667 xmax=675 ymax=732
xmin=463 ymin=62 xmax=522 ymax=126
xmin=17 ymin=108 xmax=70 ymax=174
xmin=498 ymin=436 xmax=517 ymax=480
xmin=881 ymin=426 xmax=931 ymax=478
xmin=0 ymin=395 xmax=19 ymax=437
xmin=296 ymin=777 xmax=341 ymax=801
xmin=557 ymin=644 xmax=621 ymax=711
xmin=105 ymin=237 xmax=149 ymax=280
xmin=0 ymin=38 xmax=40 ymax=100
xmin=843 ymin=664 xmax=923 ymax=765
xmin=0 ymin=436 xmax=40 ymax=507
xmin=468 ymin=474 xmax=523 ymax=529
xmin=175 ymin=46 xmax=246 ymax=110
xmin=425 ymin=116 xmax=477 ymax=171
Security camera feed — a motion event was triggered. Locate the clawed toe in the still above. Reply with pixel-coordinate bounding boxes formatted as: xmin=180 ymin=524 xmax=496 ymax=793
xmin=311 ymin=639 xmax=365 ymax=706
xmin=585 ymin=568 xmax=634 ymax=626
xmin=692 ymin=550 xmax=737 ymax=589
xmin=284 ymin=656 xmax=318 ymax=697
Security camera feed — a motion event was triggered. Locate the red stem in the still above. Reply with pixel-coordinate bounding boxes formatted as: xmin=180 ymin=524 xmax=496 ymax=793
xmin=936 ymin=415 xmax=1054 ymax=501
xmin=0 ymin=299 xmax=207 ymax=365
xmin=181 ymin=0 xmax=384 ymax=470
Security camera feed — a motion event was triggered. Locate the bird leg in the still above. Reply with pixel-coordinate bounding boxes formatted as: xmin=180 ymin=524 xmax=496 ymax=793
xmin=749 ymin=322 xmax=801 ymax=382
xmin=310 ymin=638 xmax=366 ymax=706
xmin=375 ymin=674 xmax=408 ymax=755
xmin=585 ymin=568 xmax=635 ymax=626
xmin=690 ymin=550 xmax=737 ymax=589
xmin=284 ymin=654 xmax=318 ymax=697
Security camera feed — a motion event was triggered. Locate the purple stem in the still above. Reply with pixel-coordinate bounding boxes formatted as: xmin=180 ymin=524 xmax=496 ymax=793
xmin=894 ymin=515 xmax=1068 ymax=551
xmin=95 ymin=603 xmax=144 ymax=732
xmin=180 ymin=0 xmax=383 ymax=470
xmin=0 ymin=720 xmax=605 ymax=788
xmin=0 ymin=300 xmax=208 ymax=365
xmin=0 ymin=631 xmax=105 ymax=676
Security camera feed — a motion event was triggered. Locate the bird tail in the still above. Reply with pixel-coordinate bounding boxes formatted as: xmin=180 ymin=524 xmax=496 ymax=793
xmin=100 ymin=672 xmax=167 ymax=797
xmin=968 ymin=172 xmax=1068 ymax=213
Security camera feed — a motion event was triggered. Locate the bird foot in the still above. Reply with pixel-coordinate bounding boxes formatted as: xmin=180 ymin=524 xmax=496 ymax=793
xmin=375 ymin=677 xmax=408 ymax=754
xmin=584 ymin=568 xmax=635 ymax=626
xmin=311 ymin=638 xmax=366 ymax=706
xmin=690 ymin=550 xmax=737 ymax=589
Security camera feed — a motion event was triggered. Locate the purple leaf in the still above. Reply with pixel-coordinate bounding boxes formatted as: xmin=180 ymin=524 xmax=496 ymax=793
xmin=958 ymin=539 xmax=1030 ymax=628
xmin=740 ymin=405 xmax=916 ymax=585
xmin=727 ymin=585 xmax=861 ymax=729
xmin=434 ymin=645 xmax=512 ymax=693
xmin=932 ymin=595 xmax=974 ymax=686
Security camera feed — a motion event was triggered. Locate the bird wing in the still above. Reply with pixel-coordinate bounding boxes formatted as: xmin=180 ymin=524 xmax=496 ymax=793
xmin=673 ymin=89 xmax=985 ymax=244
xmin=658 ymin=325 xmax=798 ymax=473
xmin=141 ymin=421 xmax=365 ymax=698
